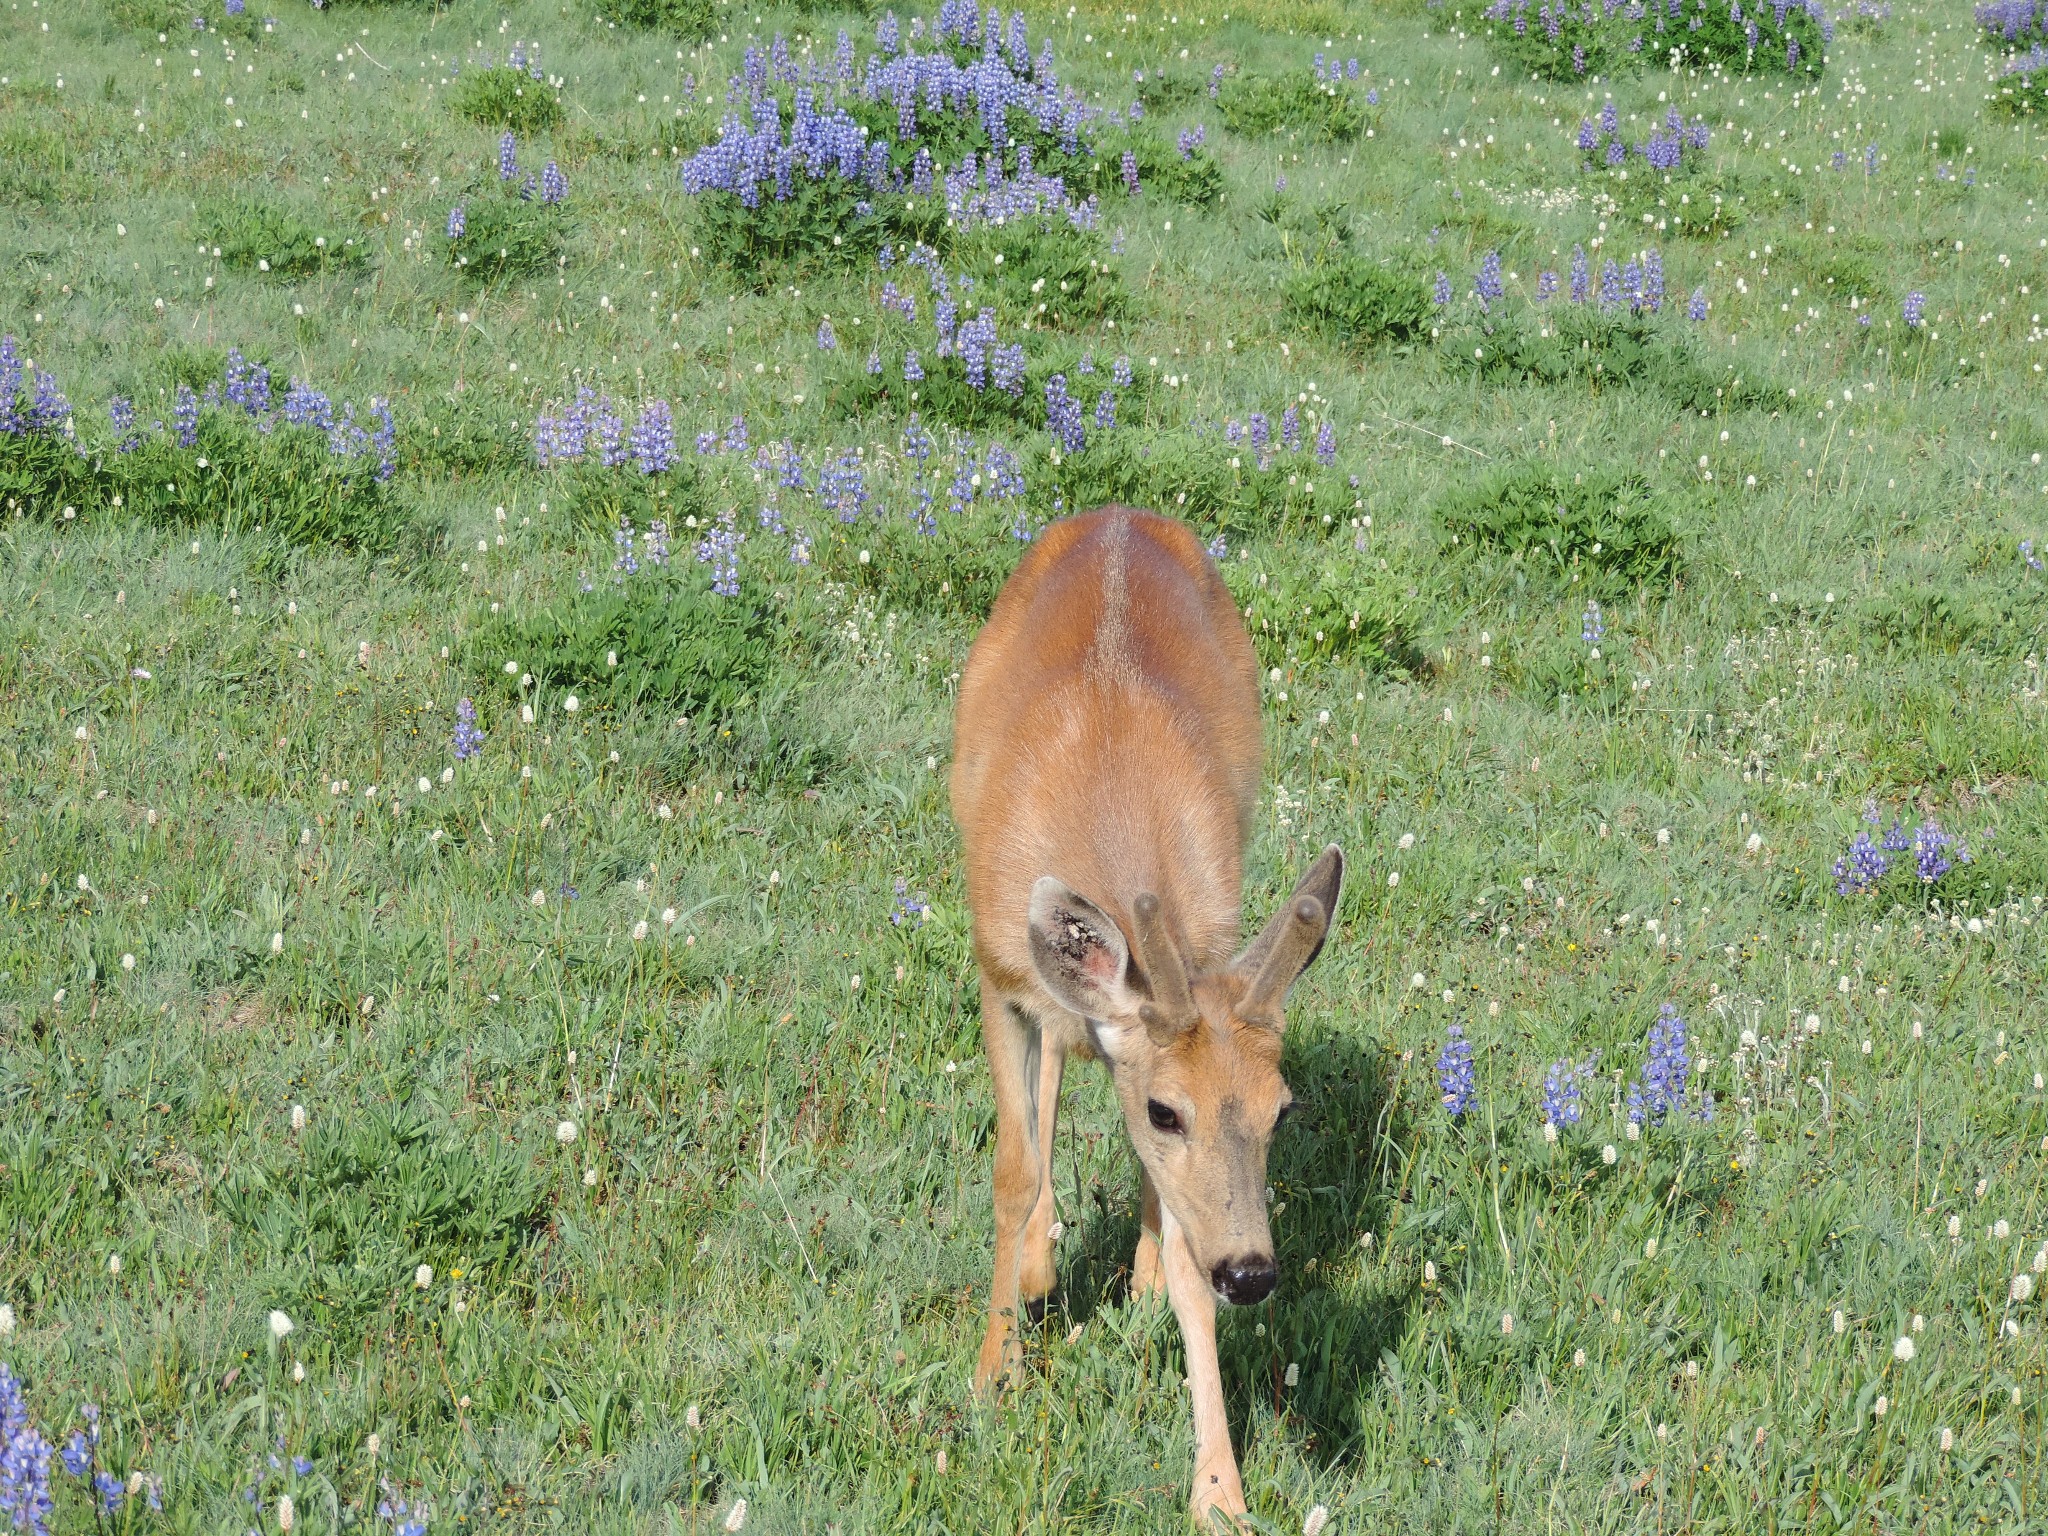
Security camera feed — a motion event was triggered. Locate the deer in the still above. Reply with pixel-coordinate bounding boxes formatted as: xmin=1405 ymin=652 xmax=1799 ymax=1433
xmin=950 ymin=504 xmax=1344 ymax=1526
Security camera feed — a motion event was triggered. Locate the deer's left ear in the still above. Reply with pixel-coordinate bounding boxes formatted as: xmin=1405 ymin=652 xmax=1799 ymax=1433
xmin=1027 ymin=877 xmax=1145 ymax=1024
xmin=1232 ymin=845 xmax=1345 ymax=1025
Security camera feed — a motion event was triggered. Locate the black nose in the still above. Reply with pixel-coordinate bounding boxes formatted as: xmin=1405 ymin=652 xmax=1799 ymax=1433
xmin=1210 ymin=1255 xmax=1278 ymax=1305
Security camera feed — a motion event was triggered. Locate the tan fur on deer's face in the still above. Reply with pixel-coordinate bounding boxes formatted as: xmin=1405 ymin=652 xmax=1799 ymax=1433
xmin=1101 ymin=973 xmax=1295 ymax=1305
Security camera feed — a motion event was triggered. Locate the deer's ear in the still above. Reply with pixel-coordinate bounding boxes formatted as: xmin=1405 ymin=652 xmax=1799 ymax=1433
xmin=1027 ymin=878 xmax=1143 ymax=1024
xmin=1233 ymin=844 xmax=1345 ymax=1025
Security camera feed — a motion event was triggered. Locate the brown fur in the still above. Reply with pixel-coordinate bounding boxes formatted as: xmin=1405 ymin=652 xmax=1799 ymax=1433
xmin=951 ymin=505 xmax=1344 ymax=1526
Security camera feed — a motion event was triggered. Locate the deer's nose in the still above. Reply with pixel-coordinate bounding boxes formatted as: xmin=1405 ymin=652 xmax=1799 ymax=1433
xmin=1210 ymin=1255 xmax=1278 ymax=1306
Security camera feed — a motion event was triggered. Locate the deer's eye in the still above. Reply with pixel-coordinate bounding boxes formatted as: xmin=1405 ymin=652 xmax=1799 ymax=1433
xmin=1146 ymin=1100 xmax=1184 ymax=1134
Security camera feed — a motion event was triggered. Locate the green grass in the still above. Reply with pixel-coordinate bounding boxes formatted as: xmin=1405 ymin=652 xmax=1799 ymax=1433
xmin=2 ymin=0 xmax=2047 ymax=1531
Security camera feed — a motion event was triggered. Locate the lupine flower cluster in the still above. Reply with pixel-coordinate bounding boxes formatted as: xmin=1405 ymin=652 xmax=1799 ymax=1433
xmin=82 ymin=348 xmax=396 ymax=479
xmin=681 ymin=11 xmax=1117 ymax=233
xmin=1435 ymin=248 xmax=1685 ymax=317
xmin=451 ymin=698 xmax=485 ymax=761
xmin=1484 ymin=0 xmax=1829 ymax=72
xmin=1437 ymin=1025 xmax=1476 ymax=1116
xmin=1218 ymin=399 xmax=1337 ymax=474
xmin=1434 ymin=1010 xmax=1709 ymax=1131
xmin=1977 ymin=0 xmax=2048 ymax=42
xmin=1541 ymin=1052 xmax=1601 ymax=1128
xmin=532 ymin=390 xmax=678 ymax=474
xmin=0 ymin=1370 xmax=154 ymax=1533
xmin=1833 ymin=803 xmax=1969 ymax=893
xmin=1627 ymin=1004 xmax=1706 ymax=1124
xmin=1311 ymin=52 xmax=1365 ymax=80
xmin=1576 ymin=104 xmax=1710 ymax=172
xmin=1902 ymin=290 xmax=1926 ymax=327
xmin=891 ymin=877 xmax=933 ymax=924
xmin=0 ymin=336 xmax=74 ymax=439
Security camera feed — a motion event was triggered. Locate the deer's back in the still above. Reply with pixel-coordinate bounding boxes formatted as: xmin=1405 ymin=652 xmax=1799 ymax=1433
xmin=951 ymin=506 xmax=1262 ymax=996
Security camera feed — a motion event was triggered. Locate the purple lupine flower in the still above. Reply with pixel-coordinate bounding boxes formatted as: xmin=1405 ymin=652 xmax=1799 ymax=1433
xmin=900 ymin=413 xmax=934 ymax=465
xmin=540 ymin=160 xmax=567 ymax=205
xmin=891 ymin=877 xmax=933 ymax=926
xmin=1475 ymin=249 xmax=1504 ymax=309
xmin=1112 ymin=355 xmax=1133 ymax=388
xmin=694 ymin=512 xmax=742 ymax=596
xmin=171 ymin=383 xmax=201 ymax=447
xmin=1044 ymin=374 xmax=1086 ymax=454
xmin=1832 ymin=149 xmax=1848 ymax=171
xmin=1248 ymin=412 xmax=1272 ymax=455
xmin=1581 ymin=599 xmax=1605 ymax=645
xmin=1865 ymin=143 xmax=1878 ymax=174
xmin=817 ymin=318 xmax=837 ymax=352
xmin=646 ymin=518 xmax=670 ymax=565
xmin=1432 ymin=270 xmax=1453 ymax=306
xmin=1095 ymin=389 xmax=1117 ymax=430
xmin=1540 ymin=1053 xmax=1599 ymax=1128
xmin=629 ymin=399 xmax=676 ymax=475
xmin=1206 ymin=533 xmax=1228 ymax=559
xmin=1642 ymin=248 xmax=1665 ymax=312
xmin=2024 ymin=538 xmax=2044 ymax=572
xmin=991 ymin=343 xmax=1027 ymax=397
xmin=723 ymin=415 xmax=749 ymax=454
xmin=1121 ymin=149 xmax=1140 ymax=195
xmin=1577 ymin=117 xmax=1598 ymax=151
xmin=1606 ymin=137 xmax=1627 ymax=167
xmin=1598 ymin=258 xmax=1624 ymax=310
xmin=452 ymin=698 xmax=484 ymax=761
xmin=0 ymin=1364 xmax=56 ymax=1536
xmin=1314 ymin=419 xmax=1336 ymax=466
xmin=446 ymin=203 xmax=466 ymax=239
xmin=1280 ymin=404 xmax=1302 ymax=452
xmin=1209 ymin=62 xmax=1226 ymax=96
xmin=1436 ymin=1025 xmax=1475 ymax=1117
xmin=1600 ymin=100 xmax=1619 ymax=137
xmin=498 ymin=130 xmax=518 ymax=181
xmin=226 ymin=0 xmax=245 ymax=11
xmin=1626 ymin=1004 xmax=1691 ymax=1124
xmin=1834 ymin=829 xmax=1889 ymax=894
xmin=1913 ymin=822 xmax=1965 ymax=883
xmin=1688 ymin=286 xmax=1708 ymax=321
xmin=109 ymin=396 xmax=141 ymax=452
xmin=818 ymin=449 xmax=868 ymax=522
xmin=1535 ymin=270 xmax=1559 ymax=301
xmin=865 ymin=349 xmax=883 ymax=376
xmin=1570 ymin=245 xmax=1591 ymax=304
xmin=903 ymin=350 xmax=924 ymax=382
xmin=1903 ymin=291 xmax=1926 ymax=326
xmin=1176 ymin=124 xmax=1206 ymax=160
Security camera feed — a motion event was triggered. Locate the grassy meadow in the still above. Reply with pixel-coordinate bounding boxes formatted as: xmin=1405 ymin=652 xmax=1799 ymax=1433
xmin=3 ymin=0 xmax=2048 ymax=1528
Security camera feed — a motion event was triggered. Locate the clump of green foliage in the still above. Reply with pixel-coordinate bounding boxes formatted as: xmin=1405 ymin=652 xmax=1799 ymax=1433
xmin=1035 ymin=426 xmax=1337 ymax=544
xmin=454 ymin=64 xmax=564 ymax=132
xmin=1217 ymin=70 xmax=1373 ymax=141
xmin=1223 ymin=550 xmax=1428 ymax=675
xmin=197 ymin=196 xmax=370 ymax=280
xmin=1475 ymin=0 xmax=1826 ymax=79
xmin=1284 ymin=259 xmax=1433 ymax=347
xmin=594 ymin=0 xmax=717 ymax=35
xmin=465 ymin=557 xmax=780 ymax=719
xmin=0 ymin=401 xmax=415 ymax=565
xmin=692 ymin=175 xmax=885 ymax=276
xmin=1989 ymin=55 xmax=2048 ymax=119
xmin=402 ymin=391 xmax=534 ymax=479
xmin=1436 ymin=464 xmax=1683 ymax=592
xmin=950 ymin=217 xmax=1128 ymax=329
xmin=1443 ymin=310 xmax=1787 ymax=411
xmin=446 ymin=191 xmax=567 ymax=280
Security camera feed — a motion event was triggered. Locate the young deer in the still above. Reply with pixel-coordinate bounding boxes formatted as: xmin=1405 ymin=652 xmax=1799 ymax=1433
xmin=951 ymin=505 xmax=1344 ymax=1525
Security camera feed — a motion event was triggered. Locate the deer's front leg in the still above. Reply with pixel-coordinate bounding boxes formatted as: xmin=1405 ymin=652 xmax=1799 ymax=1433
xmin=1017 ymin=1036 xmax=1066 ymax=1320
xmin=1160 ymin=1212 xmax=1247 ymax=1527
xmin=976 ymin=989 xmax=1043 ymax=1392
xmin=1131 ymin=1164 xmax=1165 ymax=1298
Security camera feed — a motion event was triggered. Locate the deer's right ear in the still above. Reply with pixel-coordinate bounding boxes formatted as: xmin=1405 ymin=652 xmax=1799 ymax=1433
xmin=1027 ymin=877 xmax=1141 ymax=1024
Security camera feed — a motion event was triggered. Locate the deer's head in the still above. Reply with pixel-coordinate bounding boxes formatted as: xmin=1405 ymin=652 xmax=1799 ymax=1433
xmin=1026 ymin=845 xmax=1344 ymax=1306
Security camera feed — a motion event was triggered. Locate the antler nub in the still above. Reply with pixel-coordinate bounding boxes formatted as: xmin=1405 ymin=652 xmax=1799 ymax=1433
xmin=1131 ymin=892 xmax=1196 ymax=1040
